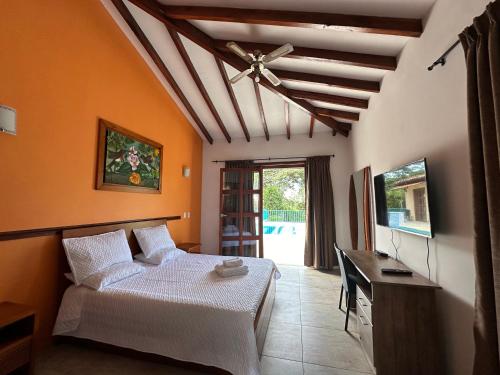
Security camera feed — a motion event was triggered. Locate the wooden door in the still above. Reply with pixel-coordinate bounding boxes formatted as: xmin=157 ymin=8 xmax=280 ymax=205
xmin=219 ymin=167 xmax=264 ymax=257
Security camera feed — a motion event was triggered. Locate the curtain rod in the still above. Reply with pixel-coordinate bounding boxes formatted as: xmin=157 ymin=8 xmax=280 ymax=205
xmin=211 ymin=155 xmax=335 ymax=163
xmin=427 ymin=40 xmax=461 ymax=71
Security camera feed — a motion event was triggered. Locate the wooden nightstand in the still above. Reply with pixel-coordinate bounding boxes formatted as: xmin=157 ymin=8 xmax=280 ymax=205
xmin=177 ymin=242 xmax=201 ymax=254
xmin=0 ymin=302 xmax=35 ymax=375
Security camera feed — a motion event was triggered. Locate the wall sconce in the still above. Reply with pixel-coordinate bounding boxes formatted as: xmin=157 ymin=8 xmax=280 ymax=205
xmin=0 ymin=105 xmax=16 ymax=135
xmin=182 ymin=166 xmax=191 ymax=178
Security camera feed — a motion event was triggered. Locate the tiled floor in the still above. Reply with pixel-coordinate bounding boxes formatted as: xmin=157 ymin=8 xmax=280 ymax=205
xmin=35 ymin=265 xmax=373 ymax=375
xmin=261 ymin=265 xmax=373 ymax=375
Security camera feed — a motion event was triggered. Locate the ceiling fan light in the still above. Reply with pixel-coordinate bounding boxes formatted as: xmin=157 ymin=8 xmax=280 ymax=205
xmin=254 ymin=75 xmax=260 ymax=83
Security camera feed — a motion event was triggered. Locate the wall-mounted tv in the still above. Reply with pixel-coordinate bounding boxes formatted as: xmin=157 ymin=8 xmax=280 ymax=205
xmin=374 ymin=158 xmax=433 ymax=238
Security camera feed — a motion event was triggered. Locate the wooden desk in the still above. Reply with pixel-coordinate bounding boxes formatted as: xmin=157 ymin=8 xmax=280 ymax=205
xmin=343 ymin=250 xmax=441 ymax=375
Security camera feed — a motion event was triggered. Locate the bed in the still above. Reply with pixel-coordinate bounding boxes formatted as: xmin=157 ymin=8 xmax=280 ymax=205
xmin=53 ymin=219 xmax=276 ymax=375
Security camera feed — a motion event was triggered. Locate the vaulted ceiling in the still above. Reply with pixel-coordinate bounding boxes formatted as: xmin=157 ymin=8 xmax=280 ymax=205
xmin=107 ymin=0 xmax=435 ymax=143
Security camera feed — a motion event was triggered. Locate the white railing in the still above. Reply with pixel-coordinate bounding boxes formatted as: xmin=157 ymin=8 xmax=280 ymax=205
xmin=264 ymin=210 xmax=305 ymax=223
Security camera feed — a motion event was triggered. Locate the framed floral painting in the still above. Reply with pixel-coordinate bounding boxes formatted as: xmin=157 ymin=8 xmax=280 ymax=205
xmin=96 ymin=119 xmax=163 ymax=193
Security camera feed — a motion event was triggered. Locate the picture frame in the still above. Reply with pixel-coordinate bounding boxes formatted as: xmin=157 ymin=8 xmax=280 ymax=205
xmin=96 ymin=119 xmax=163 ymax=194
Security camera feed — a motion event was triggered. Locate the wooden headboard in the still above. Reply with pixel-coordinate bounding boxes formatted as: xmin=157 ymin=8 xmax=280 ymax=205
xmin=62 ymin=218 xmax=172 ymax=255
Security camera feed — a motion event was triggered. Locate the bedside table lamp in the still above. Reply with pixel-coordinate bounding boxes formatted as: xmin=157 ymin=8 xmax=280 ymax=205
xmin=0 ymin=105 xmax=16 ymax=135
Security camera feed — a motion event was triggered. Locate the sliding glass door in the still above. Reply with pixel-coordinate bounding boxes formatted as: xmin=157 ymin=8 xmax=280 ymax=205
xmin=219 ymin=167 xmax=264 ymax=257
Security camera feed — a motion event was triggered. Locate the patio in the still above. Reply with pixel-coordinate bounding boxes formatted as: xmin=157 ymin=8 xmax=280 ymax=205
xmin=263 ymin=218 xmax=305 ymax=266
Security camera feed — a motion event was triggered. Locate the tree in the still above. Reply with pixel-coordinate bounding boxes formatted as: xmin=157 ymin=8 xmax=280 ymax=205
xmin=263 ymin=185 xmax=285 ymax=210
xmin=263 ymin=168 xmax=305 ymax=211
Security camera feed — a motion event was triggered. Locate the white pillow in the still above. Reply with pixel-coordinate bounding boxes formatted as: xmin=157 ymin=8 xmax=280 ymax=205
xmin=133 ymin=225 xmax=176 ymax=258
xmin=82 ymin=262 xmax=144 ymax=290
xmin=134 ymin=248 xmax=186 ymax=265
xmin=62 ymin=229 xmax=133 ymax=285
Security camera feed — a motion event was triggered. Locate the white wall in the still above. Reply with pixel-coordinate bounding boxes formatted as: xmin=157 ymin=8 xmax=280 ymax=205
xmin=350 ymin=0 xmax=488 ymax=373
xmin=201 ymin=133 xmax=354 ymax=255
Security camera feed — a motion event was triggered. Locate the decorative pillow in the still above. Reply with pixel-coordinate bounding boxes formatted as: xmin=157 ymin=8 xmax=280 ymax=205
xmin=134 ymin=248 xmax=186 ymax=265
xmin=62 ymin=229 xmax=133 ymax=285
xmin=133 ymin=225 xmax=176 ymax=258
xmin=81 ymin=262 xmax=145 ymax=291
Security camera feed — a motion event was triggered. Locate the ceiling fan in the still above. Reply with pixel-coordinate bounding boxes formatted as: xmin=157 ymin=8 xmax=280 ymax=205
xmin=226 ymin=42 xmax=294 ymax=86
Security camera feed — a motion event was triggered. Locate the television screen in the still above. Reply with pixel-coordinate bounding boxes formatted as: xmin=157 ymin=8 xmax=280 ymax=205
xmin=374 ymin=159 xmax=433 ymax=238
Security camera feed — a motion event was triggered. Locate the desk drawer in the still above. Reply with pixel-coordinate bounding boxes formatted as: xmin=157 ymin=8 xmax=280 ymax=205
xmin=357 ymin=300 xmax=374 ymax=367
xmin=356 ymin=285 xmax=372 ymax=324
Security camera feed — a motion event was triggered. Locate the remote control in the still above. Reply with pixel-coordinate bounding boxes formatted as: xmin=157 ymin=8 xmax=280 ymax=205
xmin=381 ymin=268 xmax=413 ymax=275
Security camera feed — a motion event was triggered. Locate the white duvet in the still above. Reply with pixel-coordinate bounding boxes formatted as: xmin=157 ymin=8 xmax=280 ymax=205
xmin=54 ymin=254 xmax=278 ymax=375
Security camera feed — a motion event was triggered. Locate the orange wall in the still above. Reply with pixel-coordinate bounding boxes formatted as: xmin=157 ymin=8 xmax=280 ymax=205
xmin=0 ymin=0 xmax=202 ymax=347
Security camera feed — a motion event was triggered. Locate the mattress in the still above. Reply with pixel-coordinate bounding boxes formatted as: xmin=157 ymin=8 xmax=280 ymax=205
xmin=54 ymin=253 xmax=278 ymax=375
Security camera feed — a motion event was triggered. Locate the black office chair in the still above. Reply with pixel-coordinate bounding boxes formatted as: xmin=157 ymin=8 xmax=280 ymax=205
xmin=334 ymin=243 xmax=357 ymax=331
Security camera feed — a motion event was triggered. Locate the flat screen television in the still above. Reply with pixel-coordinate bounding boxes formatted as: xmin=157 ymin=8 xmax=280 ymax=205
xmin=374 ymin=158 xmax=433 ymax=238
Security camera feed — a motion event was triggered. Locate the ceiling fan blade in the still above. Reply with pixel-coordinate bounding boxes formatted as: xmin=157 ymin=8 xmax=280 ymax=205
xmin=230 ymin=67 xmax=254 ymax=84
xmin=261 ymin=68 xmax=281 ymax=86
xmin=262 ymin=43 xmax=294 ymax=64
xmin=226 ymin=42 xmax=254 ymax=64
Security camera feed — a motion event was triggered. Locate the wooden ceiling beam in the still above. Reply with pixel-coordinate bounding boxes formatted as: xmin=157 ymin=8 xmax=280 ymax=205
xmin=309 ymin=117 xmax=315 ymax=138
xmin=289 ymin=89 xmax=368 ymax=109
xmin=215 ymin=58 xmax=251 ymax=142
xmin=253 ymin=81 xmax=270 ymax=141
xmin=160 ymin=6 xmax=423 ymax=37
xmin=127 ymin=0 xmax=349 ymax=137
xmin=316 ymin=107 xmax=360 ymax=121
xmin=284 ymin=102 xmax=291 ymax=140
xmin=168 ymin=29 xmax=231 ymax=143
xmin=110 ymin=0 xmax=213 ymax=144
xmin=214 ymin=40 xmax=397 ymax=71
xmin=275 ymin=69 xmax=380 ymax=93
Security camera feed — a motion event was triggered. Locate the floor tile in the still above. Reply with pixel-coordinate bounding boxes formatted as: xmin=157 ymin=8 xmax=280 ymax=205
xmin=300 ymin=268 xmax=339 ymax=278
xmin=301 ymin=302 xmax=357 ymax=333
xmin=300 ymin=286 xmax=340 ymax=304
xmin=278 ymin=266 xmax=300 ymax=283
xmin=277 ymin=282 xmax=301 ymax=301
xmin=302 ymin=326 xmax=372 ymax=373
xmin=270 ymin=296 xmax=302 ymax=324
xmin=278 ymin=270 xmax=301 ymax=285
xmin=304 ymin=363 xmax=371 ymax=375
xmin=277 ymin=264 xmax=305 ymax=271
xmin=263 ymin=321 xmax=303 ymax=362
xmin=261 ymin=356 xmax=303 ymax=375
xmin=300 ymin=275 xmax=337 ymax=290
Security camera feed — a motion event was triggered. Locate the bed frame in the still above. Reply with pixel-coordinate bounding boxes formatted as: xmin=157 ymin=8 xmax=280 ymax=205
xmin=59 ymin=218 xmax=276 ymax=373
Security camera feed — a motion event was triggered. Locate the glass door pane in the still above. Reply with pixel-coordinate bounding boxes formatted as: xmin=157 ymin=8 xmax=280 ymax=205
xmin=221 ymin=193 xmax=239 ymax=214
xmin=219 ymin=167 xmax=264 ymax=257
xmin=222 ymin=169 xmax=241 ymax=191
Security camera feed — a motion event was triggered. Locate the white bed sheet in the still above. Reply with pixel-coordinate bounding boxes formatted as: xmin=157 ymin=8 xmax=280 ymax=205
xmin=54 ymin=253 xmax=278 ymax=375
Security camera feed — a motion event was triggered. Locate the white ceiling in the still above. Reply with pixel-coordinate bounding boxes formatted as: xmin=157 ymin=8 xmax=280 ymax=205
xmin=111 ymin=0 xmax=435 ymax=142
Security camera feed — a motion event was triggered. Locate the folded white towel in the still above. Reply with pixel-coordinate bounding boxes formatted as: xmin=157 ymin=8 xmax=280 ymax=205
xmin=215 ymin=264 xmax=249 ymax=277
xmin=223 ymin=258 xmax=243 ymax=268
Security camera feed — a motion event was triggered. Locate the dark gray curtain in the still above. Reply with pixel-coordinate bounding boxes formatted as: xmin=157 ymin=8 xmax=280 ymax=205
xmin=304 ymin=156 xmax=337 ymax=269
xmin=459 ymin=2 xmax=500 ymax=374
